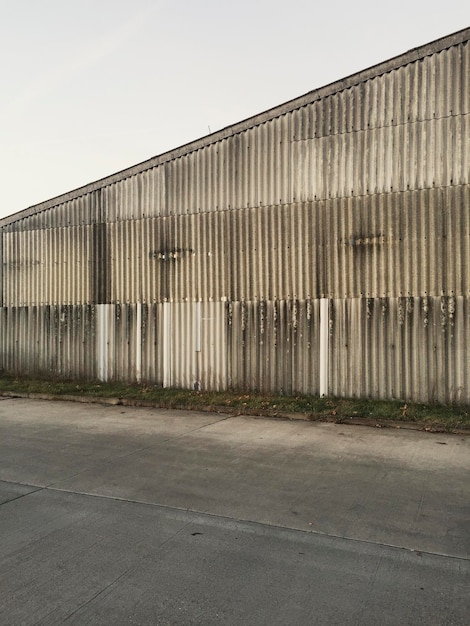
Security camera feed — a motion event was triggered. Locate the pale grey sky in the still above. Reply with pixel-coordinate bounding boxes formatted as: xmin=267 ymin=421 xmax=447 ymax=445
xmin=1 ymin=0 xmax=468 ymax=218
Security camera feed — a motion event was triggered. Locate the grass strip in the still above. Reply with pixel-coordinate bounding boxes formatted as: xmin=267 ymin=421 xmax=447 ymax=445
xmin=0 ymin=375 xmax=468 ymax=432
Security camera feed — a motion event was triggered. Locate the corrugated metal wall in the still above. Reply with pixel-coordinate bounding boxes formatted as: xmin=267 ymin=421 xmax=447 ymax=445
xmin=3 ymin=186 xmax=469 ymax=306
xmin=0 ymin=30 xmax=469 ymax=403
xmin=2 ymin=296 xmax=466 ymax=403
xmin=0 ymin=305 xmax=96 ymax=379
xmin=329 ymin=296 xmax=469 ymax=404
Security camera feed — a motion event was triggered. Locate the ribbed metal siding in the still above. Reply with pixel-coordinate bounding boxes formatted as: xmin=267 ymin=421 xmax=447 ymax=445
xmin=3 ymin=184 xmax=469 ymax=306
xmin=0 ymin=34 xmax=468 ymax=405
xmin=321 ymin=185 xmax=470 ymax=299
xmin=329 ymin=296 xmax=470 ymax=404
xmin=163 ymin=302 xmax=227 ymax=390
xmin=2 ymin=226 xmax=91 ymax=306
xmin=228 ymin=299 xmax=321 ymax=395
xmin=0 ymin=305 xmax=96 ymax=379
xmin=1 ymin=297 xmax=468 ymax=404
xmin=3 ymin=193 xmax=97 ymax=232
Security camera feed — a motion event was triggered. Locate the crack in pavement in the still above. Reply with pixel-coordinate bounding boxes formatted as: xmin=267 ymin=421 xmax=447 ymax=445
xmin=2 ymin=478 xmax=466 ymax=564
xmin=0 ymin=484 xmax=44 ymax=507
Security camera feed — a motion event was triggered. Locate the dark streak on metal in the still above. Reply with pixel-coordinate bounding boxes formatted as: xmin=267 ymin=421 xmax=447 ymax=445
xmin=92 ymin=190 xmax=110 ymax=304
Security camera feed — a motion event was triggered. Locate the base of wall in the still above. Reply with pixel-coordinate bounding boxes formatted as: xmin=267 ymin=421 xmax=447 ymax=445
xmin=0 ymin=296 xmax=467 ymax=404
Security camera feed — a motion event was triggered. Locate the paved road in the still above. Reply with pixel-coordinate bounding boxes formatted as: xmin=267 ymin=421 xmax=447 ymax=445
xmin=0 ymin=398 xmax=468 ymax=624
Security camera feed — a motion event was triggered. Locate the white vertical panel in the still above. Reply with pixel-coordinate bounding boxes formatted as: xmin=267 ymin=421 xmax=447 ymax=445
xmin=136 ymin=301 xmax=142 ymax=383
xmin=319 ymin=298 xmax=329 ymax=397
xmin=162 ymin=301 xmax=171 ymax=388
xmin=96 ymin=304 xmax=109 ymax=382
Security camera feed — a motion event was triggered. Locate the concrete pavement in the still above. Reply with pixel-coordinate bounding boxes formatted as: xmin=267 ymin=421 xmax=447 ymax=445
xmin=0 ymin=398 xmax=468 ymax=624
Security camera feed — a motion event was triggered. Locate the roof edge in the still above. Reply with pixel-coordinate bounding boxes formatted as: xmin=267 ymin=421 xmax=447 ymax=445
xmin=2 ymin=26 xmax=469 ymax=227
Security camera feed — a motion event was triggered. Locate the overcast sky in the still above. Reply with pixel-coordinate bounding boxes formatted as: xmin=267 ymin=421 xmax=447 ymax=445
xmin=0 ymin=0 xmax=468 ymax=219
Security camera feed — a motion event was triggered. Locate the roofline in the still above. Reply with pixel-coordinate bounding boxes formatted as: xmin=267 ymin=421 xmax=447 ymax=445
xmin=2 ymin=26 xmax=469 ymax=227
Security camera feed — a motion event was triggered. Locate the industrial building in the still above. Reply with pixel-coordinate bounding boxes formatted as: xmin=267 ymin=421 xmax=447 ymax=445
xmin=1 ymin=28 xmax=469 ymax=404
